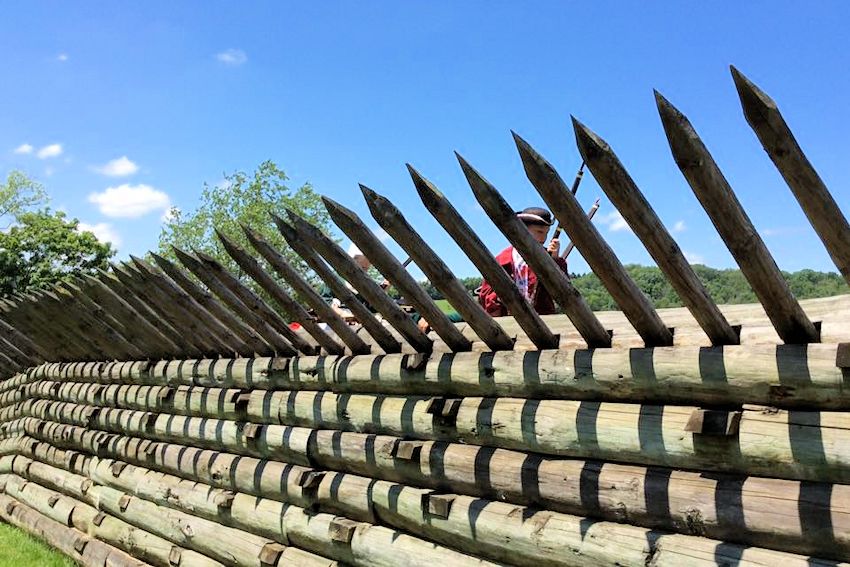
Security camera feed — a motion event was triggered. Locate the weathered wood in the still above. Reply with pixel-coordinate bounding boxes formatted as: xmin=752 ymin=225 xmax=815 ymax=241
xmin=0 ymin=492 xmax=156 ymax=567
xmin=193 ymin=249 xmax=318 ymax=355
xmin=79 ymin=274 xmax=182 ymax=358
xmin=514 ymin=132 xmax=674 ymax=347
xmin=115 ymin=262 xmax=224 ymax=355
xmin=357 ymin=187 xmax=517 ymax=352
xmin=573 ymin=119 xmax=739 ymax=346
xmin=409 ymin=164 xmax=559 ymax=350
xmin=242 ymin=225 xmax=371 ymax=355
xmin=731 ymin=66 xmax=850 ymax=287
xmin=285 ymin=210 xmax=434 ymax=353
xmin=0 ymin=316 xmax=48 ymax=361
xmin=129 ymin=256 xmax=256 ymax=357
xmin=273 ymin=215 xmax=401 ymax=354
xmin=322 ymin=195 xmax=474 ymax=352
xmin=30 ymin=290 xmax=112 ymax=360
xmin=215 ymin=230 xmax=344 ymax=355
xmin=14 ymin=294 xmax=89 ymax=361
xmin=121 ymin=256 xmax=237 ymax=355
xmin=655 ymin=91 xmax=820 ymax=345
xmin=172 ymin=247 xmax=298 ymax=357
xmin=149 ymin=252 xmax=273 ymax=356
xmin=93 ymin=270 xmax=199 ymax=358
xmin=455 ymin=153 xmax=612 ymax=348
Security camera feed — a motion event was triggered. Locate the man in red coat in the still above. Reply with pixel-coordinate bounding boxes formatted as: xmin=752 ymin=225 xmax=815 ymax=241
xmin=478 ymin=207 xmax=566 ymax=316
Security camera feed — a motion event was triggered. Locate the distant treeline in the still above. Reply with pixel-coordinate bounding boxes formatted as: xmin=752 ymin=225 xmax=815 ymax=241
xmin=417 ymin=265 xmax=848 ymax=311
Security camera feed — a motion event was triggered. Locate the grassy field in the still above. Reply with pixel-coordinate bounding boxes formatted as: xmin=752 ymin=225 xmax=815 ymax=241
xmin=0 ymin=522 xmax=77 ymax=567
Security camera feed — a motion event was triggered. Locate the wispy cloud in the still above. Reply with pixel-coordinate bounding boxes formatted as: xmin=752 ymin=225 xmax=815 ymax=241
xmin=684 ymin=251 xmax=705 ymax=264
xmin=599 ymin=210 xmax=632 ymax=233
xmin=375 ymin=228 xmax=392 ymax=243
xmin=37 ymin=143 xmax=63 ymax=159
xmin=672 ymin=220 xmax=686 ymax=233
xmin=13 ymin=143 xmax=33 ymax=155
xmin=88 ymin=184 xmax=171 ymax=218
xmin=56 ymin=53 xmax=69 ymax=62
xmin=216 ymin=49 xmax=247 ymax=66
xmin=77 ymin=222 xmax=121 ymax=247
xmin=93 ymin=156 xmax=139 ymax=177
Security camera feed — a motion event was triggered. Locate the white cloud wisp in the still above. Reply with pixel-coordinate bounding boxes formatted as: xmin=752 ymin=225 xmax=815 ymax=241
xmin=37 ymin=144 xmax=63 ymax=159
xmin=13 ymin=143 xmax=33 ymax=155
xmin=88 ymin=184 xmax=171 ymax=218
xmin=216 ymin=49 xmax=247 ymax=66
xmin=77 ymin=222 xmax=121 ymax=247
xmin=93 ymin=156 xmax=139 ymax=177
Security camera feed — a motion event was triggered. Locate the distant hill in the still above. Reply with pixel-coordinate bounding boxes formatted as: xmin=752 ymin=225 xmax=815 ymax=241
xmin=425 ymin=266 xmax=848 ymax=312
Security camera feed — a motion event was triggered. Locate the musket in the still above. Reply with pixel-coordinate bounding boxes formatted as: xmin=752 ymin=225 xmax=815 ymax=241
xmin=561 ymin=198 xmax=601 ymax=259
xmin=551 ymin=161 xmax=585 ymax=240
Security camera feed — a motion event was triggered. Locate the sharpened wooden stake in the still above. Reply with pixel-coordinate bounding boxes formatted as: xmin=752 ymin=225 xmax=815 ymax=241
xmin=112 ymin=263 xmax=220 ymax=355
xmin=150 ymin=252 xmax=272 ymax=356
xmin=124 ymin=260 xmax=236 ymax=355
xmin=323 ymin=195 xmax=475 ymax=352
xmin=456 ymin=152 xmax=612 ymax=348
xmin=215 ymin=229 xmax=345 ymax=355
xmin=95 ymin=269 xmax=201 ymax=358
xmin=273 ymin=214 xmax=401 ymax=354
xmin=285 ymin=210 xmax=433 ymax=353
xmin=171 ymin=247 xmax=299 ymax=357
xmin=409 ymin=164 xmax=560 ymax=350
xmin=357 ymin=187 xmax=517 ymax=352
xmin=243 ymin=225 xmax=371 ymax=355
xmin=514 ymin=132 xmax=674 ymax=347
xmin=192 ymin=249 xmax=317 ymax=355
xmin=573 ymin=118 xmax=739 ymax=346
xmin=130 ymin=255 xmax=257 ymax=357
xmin=656 ymin=90 xmax=820 ymax=344
xmin=731 ymin=66 xmax=850 ymax=287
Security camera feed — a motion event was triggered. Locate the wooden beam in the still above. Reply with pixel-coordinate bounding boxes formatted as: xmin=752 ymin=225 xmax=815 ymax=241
xmin=171 ymin=248 xmax=298 ymax=357
xmin=731 ymin=66 xmax=850 ymax=287
xmin=455 ymin=152 xmax=612 ymax=348
xmin=192 ymin=249 xmax=317 ymax=355
xmin=513 ymin=132 xmax=674 ymax=347
xmin=573 ymin=118 xmax=739 ymax=346
xmin=356 ymin=187 xmax=516 ymax=352
xmin=408 ymin=164 xmax=559 ymax=350
xmin=655 ymin=90 xmax=820 ymax=344
xmin=272 ymin=215 xmax=401 ymax=354
xmin=285 ymin=211 xmax=433 ymax=353
xmin=242 ymin=225 xmax=371 ymax=356
xmin=322 ymin=195 xmax=475 ymax=352
xmin=215 ymin=230 xmax=344 ymax=355
xmin=149 ymin=253 xmax=272 ymax=356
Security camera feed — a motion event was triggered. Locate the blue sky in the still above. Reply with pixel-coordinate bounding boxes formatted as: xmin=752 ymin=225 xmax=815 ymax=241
xmin=2 ymin=2 xmax=849 ymax=279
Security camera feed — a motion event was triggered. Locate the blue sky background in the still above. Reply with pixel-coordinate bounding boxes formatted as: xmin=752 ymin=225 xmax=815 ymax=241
xmin=1 ymin=2 xmax=849 ymax=279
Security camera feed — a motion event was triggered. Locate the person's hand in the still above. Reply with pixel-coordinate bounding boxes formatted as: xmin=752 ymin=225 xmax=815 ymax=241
xmin=417 ymin=318 xmax=430 ymax=333
xmin=380 ymin=279 xmax=390 ymax=290
xmin=547 ymin=238 xmax=560 ymax=258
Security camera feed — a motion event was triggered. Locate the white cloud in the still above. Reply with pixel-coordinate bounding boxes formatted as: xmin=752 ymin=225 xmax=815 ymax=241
xmin=44 ymin=167 xmax=54 ymax=177
xmin=37 ymin=143 xmax=63 ymax=159
xmin=599 ymin=210 xmax=632 ymax=233
xmin=375 ymin=228 xmax=391 ymax=243
xmin=93 ymin=156 xmax=139 ymax=177
xmin=216 ymin=49 xmax=247 ymax=66
xmin=77 ymin=222 xmax=121 ymax=247
xmin=672 ymin=220 xmax=686 ymax=233
xmin=88 ymin=184 xmax=171 ymax=218
xmin=13 ymin=143 xmax=33 ymax=155
xmin=161 ymin=207 xmax=179 ymax=224
xmin=684 ymin=251 xmax=705 ymax=265
xmin=57 ymin=53 xmax=69 ymax=62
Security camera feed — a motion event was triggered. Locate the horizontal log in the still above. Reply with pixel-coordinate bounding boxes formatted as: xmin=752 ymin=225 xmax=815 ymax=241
xmin=0 ymin=492 xmax=153 ymax=567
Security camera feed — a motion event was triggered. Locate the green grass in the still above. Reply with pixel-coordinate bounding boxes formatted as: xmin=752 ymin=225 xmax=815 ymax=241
xmin=0 ymin=521 xmax=77 ymax=567
xmin=434 ymin=299 xmax=458 ymax=315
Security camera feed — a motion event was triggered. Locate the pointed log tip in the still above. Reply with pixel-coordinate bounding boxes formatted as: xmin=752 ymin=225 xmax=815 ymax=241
xmin=358 ymin=183 xmax=380 ymax=202
xmin=571 ymin=117 xmax=606 ymax=153
xmin=405 ymin=163 xmax=426 ymax=185
xmin=320 ymin=195 xmax=349 ymax=218
xmin=729 ymin=65 xmax=775 ymax=113
xmin=192 ymin=249 xmax=216 ymax=263
xmin=240 ymin=223 xmax=260 ymax=241
xmin=453 ymin=150 xmax=475 ymax=175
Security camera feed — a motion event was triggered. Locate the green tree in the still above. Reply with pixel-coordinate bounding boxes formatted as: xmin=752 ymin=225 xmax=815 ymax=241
xmin=157 ymin=161 xmax=331 ymax=290
xmin=0 ymin=209 xmax=115 ymax=297
xmin=0 ymin=170 xmax=47 ymax=227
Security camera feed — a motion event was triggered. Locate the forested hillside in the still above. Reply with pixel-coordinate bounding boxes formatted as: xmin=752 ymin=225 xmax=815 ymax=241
xmin=420 ymin=266 xmax=848 ymax=311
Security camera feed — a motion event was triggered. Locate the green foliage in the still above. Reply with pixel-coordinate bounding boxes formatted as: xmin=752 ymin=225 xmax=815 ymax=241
xmin=0 ymin=170 xmax=47 ymax=226
xmin=0 ymin=209 xmax=115 ymax=297
xmin=157 ymin=161 xmax=330 ymax=291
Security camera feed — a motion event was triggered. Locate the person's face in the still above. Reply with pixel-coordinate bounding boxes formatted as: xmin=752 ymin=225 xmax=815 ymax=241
xmin=353 ymin=255 xmax=371 ymax=270
xmin=526 ymin=223 xmax=549 ymax=244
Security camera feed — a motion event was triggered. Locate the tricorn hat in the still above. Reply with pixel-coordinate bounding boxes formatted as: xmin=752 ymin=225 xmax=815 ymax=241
xmin=515 ymin=206 xmax=554 ymax=226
